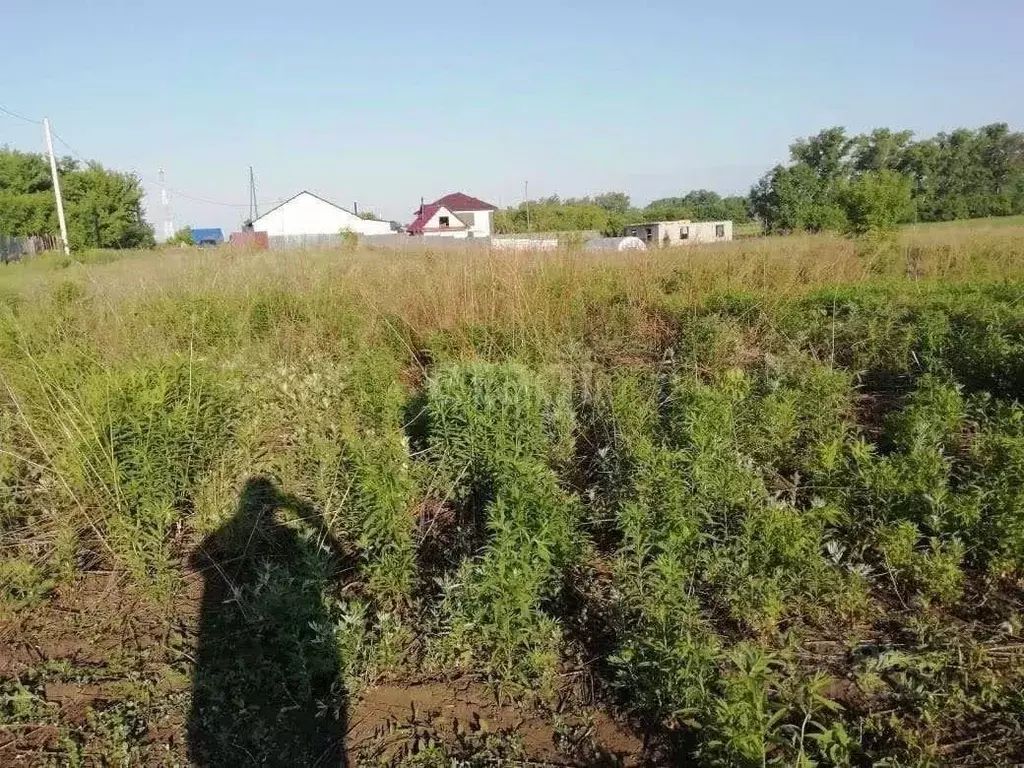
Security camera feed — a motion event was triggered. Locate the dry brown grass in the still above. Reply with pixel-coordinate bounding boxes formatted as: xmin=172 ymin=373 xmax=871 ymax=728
xmin=1 ymin=224 xmax=1022 ymax=365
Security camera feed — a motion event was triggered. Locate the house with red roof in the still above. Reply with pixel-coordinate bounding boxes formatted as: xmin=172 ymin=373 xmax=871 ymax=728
xmin=408 ymin=193 xmax=497 ymax=238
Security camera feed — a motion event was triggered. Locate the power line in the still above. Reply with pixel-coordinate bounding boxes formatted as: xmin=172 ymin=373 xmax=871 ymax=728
xmin=50 ymin=128 xmax=260 ymax=209
xmin=0 ymin=103 xmax=40 ymax=125
xmin=50 ymin=129 xmax=89 ymax=163
xmin=8 ymin=104 xmax=284 ymax=213
xmin=163 ymin=188 xmax=253 ymax=208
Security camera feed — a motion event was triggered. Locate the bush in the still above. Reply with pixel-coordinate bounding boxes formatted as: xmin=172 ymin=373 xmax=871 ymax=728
xmin=426 ymin=363 xmax=580 ymax=692
xmin=165 ymin=227 xmax=194 ymax=247
xmin=841 ymin=170 xmax=915 ymax=237
xmin=61 ymin=359 xmax=237 ymax=594
xmin=876 ymin=521 xmax=965 ymax=605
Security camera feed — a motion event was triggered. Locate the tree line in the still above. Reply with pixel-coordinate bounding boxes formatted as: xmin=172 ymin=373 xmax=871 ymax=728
xmin=0 ymin=148 xmax=154 ymax=250
xmin=751 ymin=123 xmax=1024 ymax=234
xmin=3 ymin=121 xmax=1020 ymax=248
xmin=493 ymin=190 xmax=753 ymax=236
xmin=495 ymin=122 xmax=1023 ymax=237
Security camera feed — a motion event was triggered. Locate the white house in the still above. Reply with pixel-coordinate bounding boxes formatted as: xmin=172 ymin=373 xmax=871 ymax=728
xmin=250 ymin=191 xmax=392 ymax=238
xmin=408 ymin=193 xmax=497 ymax=238
xmin=623 ymin=220 xmax=733 ymax=247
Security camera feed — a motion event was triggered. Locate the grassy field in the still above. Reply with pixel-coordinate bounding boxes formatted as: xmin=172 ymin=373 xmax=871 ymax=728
xmin=2 ymin=224 xmax=1024 ymax=765
xmin=906 ymin=214 xmax=1024 ymax=231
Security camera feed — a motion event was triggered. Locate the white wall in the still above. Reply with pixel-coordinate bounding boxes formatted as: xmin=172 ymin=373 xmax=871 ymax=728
xmin=421 ymin=206 xmax=471 ymax=238
xmin=252 ymin=192 xmax=391 ymax=237
xmin=424 ymin=229 xmax=469 ymax=239
xmin=446 ymin=208 xmax=493 ymax=237
xmin=470 ymin=209 xmax=493 ymax=237
xmin=491 ymin=236 xmax=558 ymax=251
xmin=689 ymin=221 xmax=733 ymax=243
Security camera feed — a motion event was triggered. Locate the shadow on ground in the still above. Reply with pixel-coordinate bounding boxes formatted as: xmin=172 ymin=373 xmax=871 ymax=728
xmin=188 ymin=476 xmax=348 ymax=767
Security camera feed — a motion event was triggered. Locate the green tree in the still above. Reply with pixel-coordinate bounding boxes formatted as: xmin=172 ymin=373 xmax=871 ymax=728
xmin=493 ymin=194 xmax=628 ymax=235
xmin=642 ymin=191 xmax=752 ymax=224
xmin=851 ymin=128 xmax=914 ymax=172
xmin=62 ymin=163 xmax=155 ymax=250
xmin=751 ymin=122 xmax=1024 ymax=233
xmin=592 ymin=191 xmax=632 ymax=214
xmin=841 ymin=170 xmax=915 ymax=236
xmin=789 ymin=127 xmax=853 ymax=181
xmin=166 ymin=227 xmax=194 ymax=246
xmin=0 ymin=148 xmax=154 ymax=249
xmin=751 ymin=164 xmax=845 ymax=233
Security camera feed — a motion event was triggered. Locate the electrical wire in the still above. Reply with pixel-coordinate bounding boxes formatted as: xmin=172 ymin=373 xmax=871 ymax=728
xmin=50 ymin=129 xmax=89 ymax=163
xmin=9 ymin=103 xmax=283 ymax=213
xmin=50 ymin=129 xmax=264 ymax=209
xmin=0 ymin=103 xmax=40 ymax=125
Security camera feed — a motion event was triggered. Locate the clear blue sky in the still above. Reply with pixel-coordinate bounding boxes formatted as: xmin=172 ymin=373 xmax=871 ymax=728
xmin=2 ymin=0 xmax=1022 ymax=233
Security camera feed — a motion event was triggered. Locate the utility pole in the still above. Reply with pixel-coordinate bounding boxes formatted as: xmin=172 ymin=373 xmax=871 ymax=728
xmin=158 ymin=168 xmax=175 ymax=241
xmin=248 ymin=166 xmax=259 ymax=221
xmin=42 ymin=118 xmax=70 ymax=255
xmin=524 ymin=180 xmax=531 ymax=232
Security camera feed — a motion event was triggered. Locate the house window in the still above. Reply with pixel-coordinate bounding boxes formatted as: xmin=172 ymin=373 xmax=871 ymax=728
xmin=439 ymin=216 xmax=450 ymax=227
xmin=680 ymin=226 xmax=689 ymax=240
xmin=715 ymin=224 xmax=725 ymax=238
xmin=645 ymin=227 xmax=653 ymax=242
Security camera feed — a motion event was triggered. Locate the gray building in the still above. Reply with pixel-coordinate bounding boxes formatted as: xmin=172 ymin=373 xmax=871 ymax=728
xmin=624 ymin=219 xmax=733 ymax=247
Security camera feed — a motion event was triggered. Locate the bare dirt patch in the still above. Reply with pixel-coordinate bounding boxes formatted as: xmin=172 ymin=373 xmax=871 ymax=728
xmin=348 ymin=679 xmax=644 ymax=766
xmin=2 ymin=568 xmax=649 ymax=766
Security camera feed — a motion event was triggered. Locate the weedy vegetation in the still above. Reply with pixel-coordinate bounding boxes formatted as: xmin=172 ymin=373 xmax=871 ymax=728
xmin=1 ymin=222 xmax=1023 ymax=765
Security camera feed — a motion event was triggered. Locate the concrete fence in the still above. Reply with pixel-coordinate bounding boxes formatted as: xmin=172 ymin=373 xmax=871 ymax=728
xmin=267 ymin=233 xmax=350 ymax=250
xmin=360 ymin=235 xmax=492 ymax=252
xmin=0 ymin=234 xmax=60 ymax=263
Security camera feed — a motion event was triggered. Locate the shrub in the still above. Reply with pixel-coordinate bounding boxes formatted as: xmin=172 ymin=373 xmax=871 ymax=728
xmin=967 ymin=430 xmax=1024 ymax=575
xmin=165 ymin=227 xmax=194 ymax=247
xmin=426 ymin=363 xmax=580 ymax=692
xmin=339 ymin=229 xmax=359 ymax=250
xmin=426 ymin=362 xmax=575 ymax=492
xmin=601 ymin=373 xmax=720 ymax=722
xmin=876 ymin=521 xmax=965 ymax=605
xmin=0 ymin=558 xmax=53 ymax=608
xmin=841 ymin=170 xmax=915 ymax=238
xmin=885 ymin=375 xmax=966 ymax=453
xmin=61 ymin=358 xmax=237 ymax=594
xmin=342 ymin=431 xmax=418 ymax=608
xmin=705 ymin=501 xmax=851 ymax=632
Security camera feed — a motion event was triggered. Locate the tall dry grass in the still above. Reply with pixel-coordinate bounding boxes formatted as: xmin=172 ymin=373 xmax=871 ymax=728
xmin=1 ymin=225 xmax=1022 ymax=365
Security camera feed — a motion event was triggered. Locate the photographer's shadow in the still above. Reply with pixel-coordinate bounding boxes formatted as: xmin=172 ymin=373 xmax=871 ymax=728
xmin=188 ymin=476 xmax=348 ymax=767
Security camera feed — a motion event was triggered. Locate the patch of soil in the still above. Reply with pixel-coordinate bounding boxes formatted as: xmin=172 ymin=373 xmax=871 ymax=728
xmin=0 ymin=724 xmax=62 ymax=755
xmin=2 ymin=566 xmax=649 ymax=766
xmin=348 ymin=679 xmax=645 ymax=766
xmin=0 ymin=569 xmax=202 ymax=677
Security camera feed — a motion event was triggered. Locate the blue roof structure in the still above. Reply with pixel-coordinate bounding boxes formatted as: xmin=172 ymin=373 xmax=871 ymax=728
xmin=190 ymin=228 xmax=224 ymax=245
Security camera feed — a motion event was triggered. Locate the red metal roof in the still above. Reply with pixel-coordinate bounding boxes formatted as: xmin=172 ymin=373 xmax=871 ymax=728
xmin=431 ymin=192 xmax=497 ymax=212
